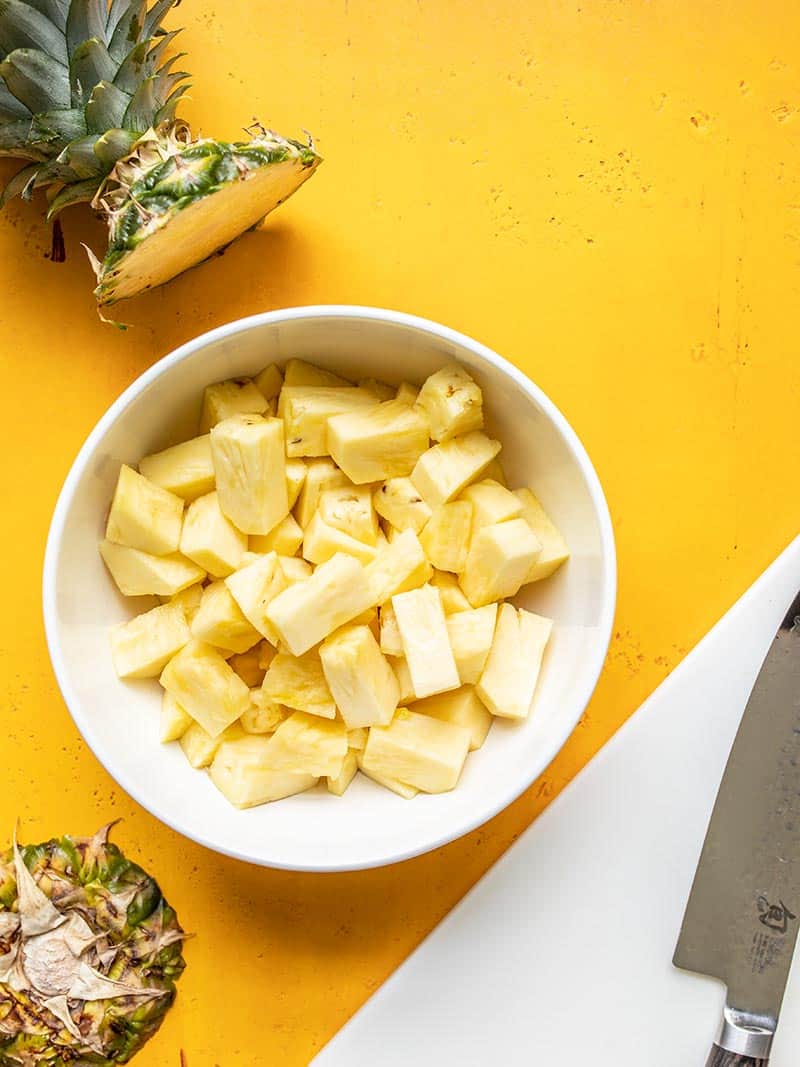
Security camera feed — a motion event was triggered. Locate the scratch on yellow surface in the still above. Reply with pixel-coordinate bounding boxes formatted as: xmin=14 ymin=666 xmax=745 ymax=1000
xmin=0 ymin=1 xmax=799 ymax=1064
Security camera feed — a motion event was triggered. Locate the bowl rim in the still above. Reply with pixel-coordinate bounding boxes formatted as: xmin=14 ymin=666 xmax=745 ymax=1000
xmin=42 ymin=304 xmax=617 ymax=871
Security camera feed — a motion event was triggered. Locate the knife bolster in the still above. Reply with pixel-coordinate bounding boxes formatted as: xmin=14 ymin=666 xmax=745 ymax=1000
xmin=714 ymin=1005 xmax=774 ymax=1062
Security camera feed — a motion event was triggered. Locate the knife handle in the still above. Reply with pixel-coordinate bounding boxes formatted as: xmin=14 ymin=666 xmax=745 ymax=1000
xmin=706 ymin=1047 xmax=768 ymax=1067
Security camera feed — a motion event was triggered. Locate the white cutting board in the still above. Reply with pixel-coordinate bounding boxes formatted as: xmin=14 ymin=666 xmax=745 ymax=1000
xmin=314 ymin=536 xmax=800 ymax=1066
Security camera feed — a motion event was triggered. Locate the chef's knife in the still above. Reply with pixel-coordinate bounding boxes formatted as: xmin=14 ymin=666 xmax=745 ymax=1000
xmin=674 ymin=588 xmax=800 ymax=1066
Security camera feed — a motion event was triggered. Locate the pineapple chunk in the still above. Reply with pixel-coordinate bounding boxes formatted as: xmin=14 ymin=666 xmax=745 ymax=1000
xmin=379 ymin=602 xmax=404 ymax=656
xmin=254 ymin=363 xmax=283 ymax=401
xmin=258 ymin=643 xmax=277 ymax=670
xmin=396 ymin=381 xmax=420 ymax=405
xmin=106 ymin=465 xmax=184 ymax=556
xmin=390 ymin=656 xmax=416 ymax=704
xmin=327 ymin=749 xmax=359 ymax=796
xmin=392 ymin=584 xmax=460 ymax=699
xmin=191 ymin=581 xmax=263 ymax=654
xmin=359 ymin=377 xmax=395 ymax=401
xmin=461 ymin=478 xmax=522 ymax=530
xmin=229 ymin=645 xmax=267 ymax=687
xmin=362 ymin=709 xmax=471 ymax=793
xmin=180 ymin=491 xmax=247 ymax=577
xmin=513 ymin=488 xmax=570 ymax=582
xmin=279 ymin=386 xmax=377 ymax=457
xmin=210 ymin=735 xmax=317 ymax=807
xmin=160 ymin=641 xmax=250 ymax=736
xmin=210 ymin=414 xmax=288 ymax=535
xmin=278 ymin=555 xmax=313 ymax=584
xmin=302 ymin=511 xmax=378 ymax=567
xmin=347 ymin=727 xmax=369 ymax=751
xmin=110 ymin=602 xmax=190 ymax=679
xmin=373 ymin=476 xmax=432 ymax=534
xmin=446 ymin=604 xmax=498 ymax=684
xmin=356 ymin=754 xmax=419 ymax=798
xmin=264 ymin=711 xmax=348 ymax=777
xmin=431 ymin=569 xmax=471 ymax=614
xmin=199 ymin=378 xmax=267 ymax=433
xmin=160 ymin=691 xmax=192 ymax=743
xmin=476 ymin=605 xmax=553 ymax=720
xmin=295 ymin=458 xmax=351 ymax=528
xmin=419 ymin=500 xmax=473 ymax=573
xmin=139 ymin=435 xmax=215 ymax=501
xmin=411 ymin=431 xmax=501 ymax=506
xmin=327 ymin=399 xmax=430 ymax=483
xmin=459 ymin=518 xmax=542 ymax=607
xmin=410 ymin=686 xmax=492 ymax=751
xmin=415 ymin=363 xmax=483 ymax=442
xmin=225 ymin=552 xmax=288 ymax=644
xmin=363 ymin=529 xmax=432 ymax=605
xmin=262 ymin=649 xmax=337 ymax=718
xmin=249 ymin=513 xmax=304 ymax=556
xmin=165 ymin=583 xmax=203 ymax=624
xmin=319 ymin=484 xmax=378 ymax=545
xmin=180 ymin=721 xmax=222 ymax=769
xmin=100 ymin=540 xmax=204 ymax=597
xmin=241 ymin=690 xmax=287 ymax=733
xmin=265 ymin=553 xmax=374 ymax=656
xmin=283 ymin=359 xmax=351 ymax=387
xmin=319 ymin=624 xmax=400 ymax=728
xmin=285 ymin=458 xmax=307 ymax=510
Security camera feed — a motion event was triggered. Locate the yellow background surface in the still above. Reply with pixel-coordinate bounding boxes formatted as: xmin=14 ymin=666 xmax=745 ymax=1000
xmin=1 ymin=1 xmax=799 ymax=1063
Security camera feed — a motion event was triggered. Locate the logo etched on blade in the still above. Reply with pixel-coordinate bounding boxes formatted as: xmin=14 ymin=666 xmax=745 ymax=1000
xmin=757 ymin=896 xmax=796 ymax=934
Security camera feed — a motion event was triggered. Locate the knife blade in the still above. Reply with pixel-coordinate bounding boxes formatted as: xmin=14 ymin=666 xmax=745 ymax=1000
xmin=674 ymin=587 xmax=800 ymax=1065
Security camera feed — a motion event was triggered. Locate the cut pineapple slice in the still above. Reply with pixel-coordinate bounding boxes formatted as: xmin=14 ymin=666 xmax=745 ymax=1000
xmin=363 ymin=529 xmax=432 ymax=605
xmin=327 ymin=749 xmax=359 ymax=796
xmin=160 ymin=641 xmax=250 ymax=737
xmin=446 ymin=604 xmax=498 ymax=685
xmin=139 ymin=435 xmax=216 ymax=501
xmin=191 ymin=581 xmax=262 ymax=655
xmin=320 ymin=624 xmax=400 ymax=728
xmin=160 ymin=691 xmax=193 ymax=743
xmin=295 ymin=458 xmax=351 ymax=528
xmin=373 ymin=476 xmax=432 ymax=534
xmin=359 ymin=377 xmax=396 ymax=401
xmin=100 ymin=540 xmax=205 ymax=597
xmin=110 ymin=602 xmax=190 ymax=680
xmin=347 ymin=727 xmax=369 ymax=751
xmin=302 ymin=511 xmax=379 ymax=567
xmin=241 ymin=690 xmax=287 ymax=733
xmin=279 ymin=386 xmax=378 ymax=457
xmin=379 ymin=602 xmax=404 ymax=657
xmin=249 ymin=513 xmax=304 ymax=556
xmin=229 ymin=645 xmax=267 ymax=687
xmin=285 ymin=458 xmax=307 ymax=511
xmin=265 ymin=553 xmax=374 ymax=656
xmin=411 ymin=431 xmax=501 ymax=507
xmin=390 ymin=656 xmax=416 ymax=705
xmin=482 ymin=457 xmax=507 ymax=486
xmin=410 ymin=686 xmax=492 ymax=751
xmin=431 ymin=570 xmax=471 ymax=614
xmin=392 ymin=584 xmax=460 ymax=699
xmin=264 ymin=711 xmax=348 ymax=778
xmin=415 ymin=363 xmax=483 ymax=442
xmin=356 ymin=754 xmax=419 ymax=798
xmin=254 ymin=363 xmax=284 ymax=401
xmin=106 ymin=465 xmax=184 ymax=557
xmin=199 ymin=379 xmax=267 ymax=433
xmin=513 ymin=488 xmax=570 ymax=582
xmin=419 ymin=500 xmax=473 ymax=573
xmin=460 ymin=478 xmax=523 ymax=530
xmin=180 ymin=491 xmax=247 ymax=578
xmin=278 ymin=556 xmax=313 ymax=584
xmin=459 ymin=518 xmax=542 ymax=607
xmin=210 ymin=735 xmax=318 ymax=808
xmin=319 ymin=484 xmax=378 ymax=545
xmin=180 ymin=721 xmax=224 ymax=769
xmin=165 ymin=583 xmax=204 ymax=624
xmin=284 ymin=359 xmax=351 ymax=388
xmin=476 ymin=604 xmax=553 ymax=720
xmin=362 ymin=709 xmax=471 ymax=793
xmin=328 ymin=399 xmax=430 ymax=483
xmin=225 ymin=552 xmax=288 ymax=644
xmin=396 ymin=382 xmax=420 ymax=406
xmin=261 ymin=649 xmax=337 ymax=719
xmin=210 ymin=414 xmax=288 ymax=535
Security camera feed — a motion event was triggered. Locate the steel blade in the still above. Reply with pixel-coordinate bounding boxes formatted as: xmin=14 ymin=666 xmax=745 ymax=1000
xmin=674 ymin=588 xmax=800 ymax=1025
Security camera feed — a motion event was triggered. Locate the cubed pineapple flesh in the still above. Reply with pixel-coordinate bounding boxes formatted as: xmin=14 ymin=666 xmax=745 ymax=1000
xmin=392 ymin=584 xmax=460 ymax=699
xmin=328 ymin=399 xmax=430 ymax=483
xmin=390 ymin=655 xmax=416 ymax=705
xmin=249 ymin=513 xmax=304 ymax=556
xmin=320 ymin=624 xmax=400 ymax=728
xmin=160 ymin=641 xmax=251 ymax=736
xmin=327 ymin=749 xmax=359 ymax=796
xmin=228 ymin=645 xmax=267 ymax=687
xmin=225 ymin=551 xmax=288 ymax=644
xmin=285 ymin=458 xmax=307 ymax=510
xmin=411 ymin=431 xmax=501 ymax=507
xmin=210 ymin=735 xmax=318 ymax=807
xmin=513 ymin=488 xmax=570 ymax=582
xmin=302 ymin=511 xmax=379 ymax=567
xmin=364 ymin=529 xmax=432 ymax=605
xmin=110 ymin=602 xmax=190 ymax=679
xmin=100 ymin=540 xmax=205 ymax=597
xmin=191 ymin=581 xmax=262 ymax=654
xmin=396 ymin=382 xmax=420 ymax=406
xmin=241 ymin=690 xmax=287 ymax=733
xmin=410 ymin=686 xmax=492 ymax=751
xmin=180 ymin=491 xmax=247 ymax=577
xmin=459 ymin=518 xmax=542 ymax=608
xmin=431 ymin=569 xmax=471 ymax=614
xmin=199 ymin=378 xmax=268 ymax=433
xmin=359 ymin=377 xmax=396 ymax=401
xmin=460 ymin=478 xmax=523 ymax=530
xmin=446 ymin=604 xmax=498 ymax=685
xmin=106 ymin=465 xmax=184 ymax=557
xmin=180 ymin=721 xmax=223 ymax=769
xmin=210 ymin=414 xmax=288 ymax=535
xmin=254 ymin=363 xmax=284 ymax=401
xmin=356 ymin=753 xmax=419 ymax=798
xmin=279 ymin=386 xmax=378 ymax=457
xmin=347 ymin=727 xmax=369 ymax=751
xmin=373 ymin=476 xmax=432 ymax=534
xmin=476 ymin=604 xmax=553 ymax=720
xmin=415 ymin=363 xmax=483 ymax=442
xmin=419 ymin=500 xmax=473 ymax=573
xmin=278 ymin=555 xmax=313 ymax=583
xmin=264 ymin=711 xmax=348 ymax=778
xmin=294 ymin=458 xmax=351 ymax=528
xmin=319 ymin=484 xmax=378 ymax=545
xmin=139 ymin=435 xmax=215 ymax=501
xmin=160 ymin=691 xmax=193 ymax=743
xmin=362 ymin=709 xmax=471 ymax=793
xmin=379 ymin=602 xmax=404 ymax=656
xmin=261 ymin=649 xmax=337 ymax=719
xmin=165 ymin=583 xmax=204 ymax=624
xmin=283 ymin=359 xmax=351 ymax=388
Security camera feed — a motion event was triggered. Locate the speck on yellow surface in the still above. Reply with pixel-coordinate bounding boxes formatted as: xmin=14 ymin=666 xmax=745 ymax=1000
xmin=0 ymin=2 xmax=798 ymax=1064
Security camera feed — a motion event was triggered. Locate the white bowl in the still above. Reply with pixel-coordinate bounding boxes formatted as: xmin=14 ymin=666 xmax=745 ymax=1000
xmin=43 ymin=306 xmax=616 ymax=872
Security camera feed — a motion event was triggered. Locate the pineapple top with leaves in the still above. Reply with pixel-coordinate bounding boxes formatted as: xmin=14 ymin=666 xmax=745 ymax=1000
xmin=0 ymin=1 xmax=321 ymax=307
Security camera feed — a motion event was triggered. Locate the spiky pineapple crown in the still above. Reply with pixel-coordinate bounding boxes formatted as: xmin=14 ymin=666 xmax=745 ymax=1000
xmin=0 ymin=0 xmax=189 ymax=216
